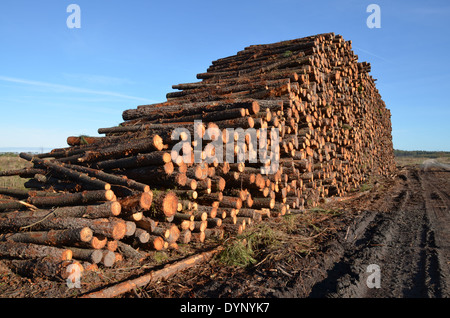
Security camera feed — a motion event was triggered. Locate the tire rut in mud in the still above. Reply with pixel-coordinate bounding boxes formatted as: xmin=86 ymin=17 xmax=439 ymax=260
xmin=308 ymin=166 xmax=449 ymax=298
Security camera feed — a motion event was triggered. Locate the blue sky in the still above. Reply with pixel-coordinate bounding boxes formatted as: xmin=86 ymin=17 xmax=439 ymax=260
xmin=0 ymin=0 xmax=449 ymax=151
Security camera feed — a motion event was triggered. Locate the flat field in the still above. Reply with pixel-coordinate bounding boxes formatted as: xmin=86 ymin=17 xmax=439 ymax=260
xmin=0 ymin=153 xmax=31 ymax=189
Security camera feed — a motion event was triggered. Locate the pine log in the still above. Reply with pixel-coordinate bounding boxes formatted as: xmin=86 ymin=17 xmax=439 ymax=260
xmin=122 ymin=100 xmax=260 ymax=122
xmin=76 ymin=135 xmax=165 ymax=163
xmin=19 ymin=153 xmax=111 ymax=190
xmin=0 ymin=227 xmax=93 ymax=246
xmin=0 ymin=217 xmax=126 ymax=240
xmin=124 ymin=221 xmax=136 ymax=236
xmin=101 ymin=250 xmax=116 ymax=267
xmin=81 ymin=246 xmax=223 ymax=298
xmin=135 ymin=216 xmax=158 ymax=233
xmin=67 ymin=136 xmax=106 ymax=146
xmin=6 ymin=259 xmax=83 ymax=282
xmin=196 ymin=192 xmax=223 ymax=205
xmin=94 ymin=151 xmax=172 ymax=170
xmin=140 ymin=235 xmax=165 ymax=251
xmin=65 ymin=164 xmax=150 ymax=193
xmin=121 ymin=163 xmax=175 ymax=184
xmin=0 ymin=168 xmax=45 ymax=178
xmin=26 ymin=190 xmax=115 ymax=208
xmin=0 ymin=202 xmax=121 ymax=219
xmin=192 ymin=221 xmax=207 ymax=232
xmin=219 ymin=196 xmax=243 ymax=209
xmin=0 ymin=187 xmax=36 ymax=199
xmin=69 ymin=247 xmax=103 ymax=263
xmin=150 ymin=191 xmax=178 ymax=218
xmin=76 ymin=236 xmax=107 ymax=250
xmin=206 ymin=218 xmax=222 ymax=228
xmin=134 ymin=228 xmax=150 ymax=244
xmin=116 ymin=241 xmax=145 ymax=260
xmin=0 ymin=241 xmax=72 ymax=261
xmin=117 ymin=192 xmax=153 ymax=215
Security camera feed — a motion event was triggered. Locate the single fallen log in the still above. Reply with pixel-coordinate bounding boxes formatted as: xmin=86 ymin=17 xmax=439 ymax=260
xmin=135 ymin=216 xmax=158 ymax=233
xmin=0 ymin=241 xmax=72 ymax=261
xmin=69 ymin=247 xmax=103 ymax=264
xmin=6 ymin=259 xmax=83 ymax=282
xmin=80 ymin=246 xmax=223 ymax=298
xmin=24 ymin=190 xmax=115 ymax=208
xmin=117 ymin=192 xmax=153 ymax=214
xmin=0 ymin=202 xmax=121 ymax=219
xmin=0 ymin=168 xmax=45 ymax=178
xmin=101 ymin=250 xmax=116 ymax=267
xmin=76 ymin=135 xmax=165 ymax=163
xmin=0 ymin=217 xmax=126 ymax=240
xmin=139 ymin=235 xmax=165 ymax=251
xmin=0 ymin=227 xmax=93 ymax=246
xmin=116 ymin=241 xmax=146 ymax=261
xmin=94 ymin=151 xmax=172 ymax=170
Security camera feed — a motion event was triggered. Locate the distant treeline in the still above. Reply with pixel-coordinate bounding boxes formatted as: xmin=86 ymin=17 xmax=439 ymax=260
xmin=0 ymin=152 xmax=42 ymax=157
xmin=394 ymin=150 xmax=450 ymax=158
xmin=0 ymin=152 xmax=19 ymax=157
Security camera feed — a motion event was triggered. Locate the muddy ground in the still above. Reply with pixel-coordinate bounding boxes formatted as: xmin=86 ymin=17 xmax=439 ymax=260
xmin=0 ymin=161 xmax=448 ymax=298
xmin=132 ymin=161 xmax=450 ymax=298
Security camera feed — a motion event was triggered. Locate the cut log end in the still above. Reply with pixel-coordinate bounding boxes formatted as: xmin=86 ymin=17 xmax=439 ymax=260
xmin=111 ymin=201 xmax=122 ymax=216
xmin=102 ymin=250 xmax=116 ymax=267
xmin=91 ymin=236 xmax=107 ymax=249
xmin=153 ymin=135 xmax=164 ymax=151
xmin=62 ymin=249 xmax=73 ymax=261
xmin=140 ymin=191 xmax=153 ymax=210
xmin=80 ymin=227 xmax=94 ymax=243
xmin=105 ymin=190 xmax=115 ymax=201
xmin=153 ymin=236 xmax=165 ymax=250
xmin=111 ymin=220 xmax=127 ymax=240
xmin=162 ymin=192 xmax=179 ymax=217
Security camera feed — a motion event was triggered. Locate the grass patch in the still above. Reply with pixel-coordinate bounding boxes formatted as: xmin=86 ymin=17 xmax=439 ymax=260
xmin=341 ymin=124 xmax=353 ymax=131
xmin=217 ymin=211 xmax=336 ymax=268
xmin=359 ymin=182 xmax=373 ymax=192
xmin=280 ymin=214 xmax=298 ymax=233
xmin=79 ymin=135 xmax=90 ymax=145
xmin=153 ymin=251 xmax=169 ymax=264
xmin=217 ymin=202 xmax=350 ymax=270
xmin=218 ymin=223 xmax=280 ymax=268
xmin=0 ymin=154 xmax=31 ymax=189
xmin=282 ymin=50 xmax=293 ymax=57
xmin=218 ymin=239 xmax=257 ymax=267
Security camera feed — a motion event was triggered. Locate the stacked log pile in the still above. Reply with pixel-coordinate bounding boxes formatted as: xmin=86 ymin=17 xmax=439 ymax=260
xmin=0 ymin=32 xmax=395 ymax=281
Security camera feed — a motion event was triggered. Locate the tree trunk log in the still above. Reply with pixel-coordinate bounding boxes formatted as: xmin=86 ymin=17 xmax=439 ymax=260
xmin=20 ymin=153 xmax=111 ymax=190
xmin=0 ymin=217 xmax=126 ymax=240
xmin=0 ymin=227 xmax=93 ymax=246
xmin=26 ymin=190 xmax=115 ymax=208
xmin=0 ymin=241 xmax=72 ymax=261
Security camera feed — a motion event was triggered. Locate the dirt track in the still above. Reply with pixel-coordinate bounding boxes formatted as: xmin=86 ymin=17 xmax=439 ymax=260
xmin=308 ymin=162 xmax=450 ymax=297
